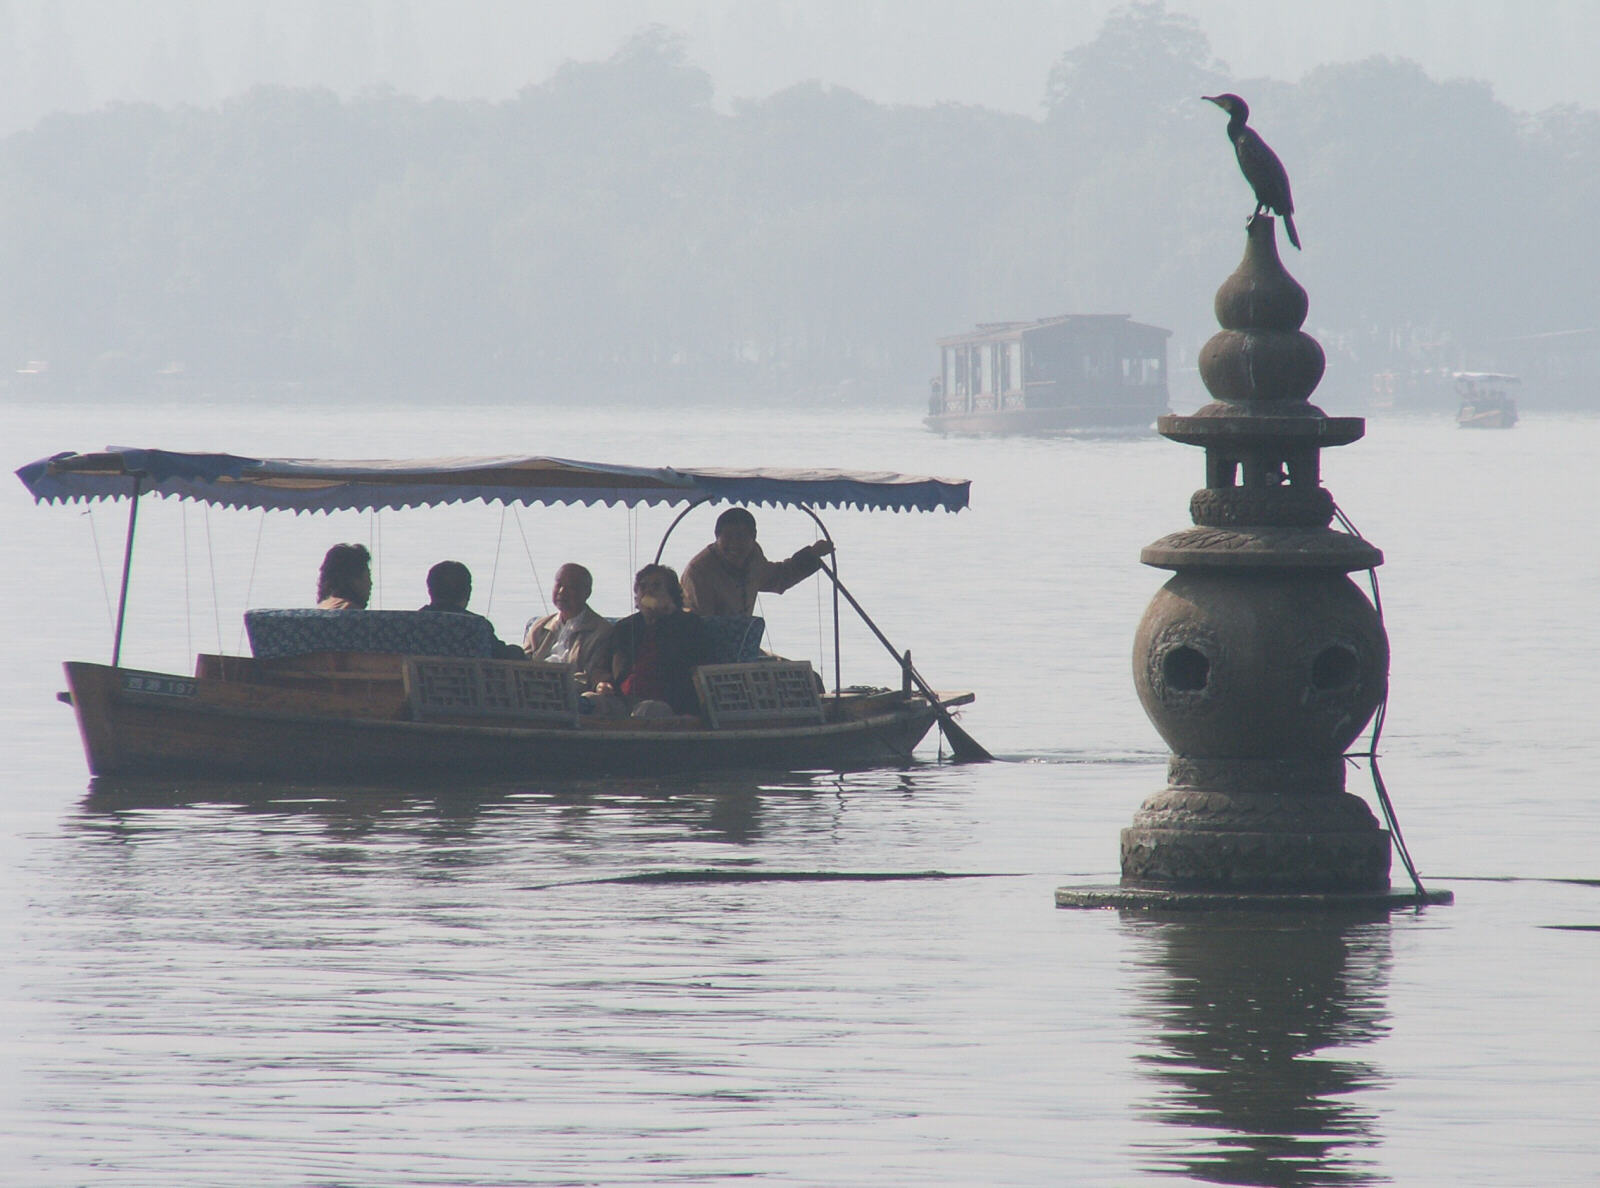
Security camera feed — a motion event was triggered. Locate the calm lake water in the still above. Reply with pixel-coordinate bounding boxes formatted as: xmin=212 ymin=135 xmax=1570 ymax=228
xmin=3 ymin=396 xmax=1596 ymax=1186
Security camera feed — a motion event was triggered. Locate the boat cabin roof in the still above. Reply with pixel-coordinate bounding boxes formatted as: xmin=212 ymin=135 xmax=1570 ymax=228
xmin=937 ymin=313 xmax=1171 ymax=350
xmin=17 ymin=449 xmax=969 ymax=514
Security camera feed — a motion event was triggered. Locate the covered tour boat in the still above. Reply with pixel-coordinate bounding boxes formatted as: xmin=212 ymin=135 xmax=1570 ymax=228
xmin=18 ymin=449 xmax=980 ymax=781
xmin=925 ymin=313 xmax=1171 ymax=435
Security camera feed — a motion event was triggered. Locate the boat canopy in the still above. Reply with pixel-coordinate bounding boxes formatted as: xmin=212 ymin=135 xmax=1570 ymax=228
xmin=17 ymin=448 xmax=969 ymax=514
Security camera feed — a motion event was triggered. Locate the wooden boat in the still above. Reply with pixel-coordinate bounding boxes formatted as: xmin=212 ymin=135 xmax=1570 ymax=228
xmin=925 ymin=313 xmax=1170 ymax=435
xmin=1455 ymin=371 xmax=1519 ymax=428
xmin=19 ymin=450 xmax=978 ymax=781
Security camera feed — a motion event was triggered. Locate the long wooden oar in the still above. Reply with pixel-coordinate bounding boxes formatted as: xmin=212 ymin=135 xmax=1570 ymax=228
xmin=817 ymin=560 xmax=992 ymax=762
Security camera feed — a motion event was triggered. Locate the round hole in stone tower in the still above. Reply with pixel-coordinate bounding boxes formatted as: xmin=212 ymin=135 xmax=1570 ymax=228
xmin=1162 ymin=645 xmax=1210 ymax=692
xmin=1310 ymin=644 xmax=1359 ymax=692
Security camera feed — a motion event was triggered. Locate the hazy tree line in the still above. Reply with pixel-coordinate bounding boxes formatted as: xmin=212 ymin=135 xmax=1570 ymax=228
xmin=3 ymin=4 xmax=1597 ymax=407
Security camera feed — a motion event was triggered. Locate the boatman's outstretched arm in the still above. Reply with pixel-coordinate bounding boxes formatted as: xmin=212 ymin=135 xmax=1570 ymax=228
xmin=758 ymin=539 xmax=835 ymax=595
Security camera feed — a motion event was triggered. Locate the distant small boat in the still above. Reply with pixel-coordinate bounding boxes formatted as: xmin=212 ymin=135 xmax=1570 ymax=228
xmin=925 ymin=314 xmax=1170 ymax=436
xmin=1455 ymin=372 xmax=1519 ymax=429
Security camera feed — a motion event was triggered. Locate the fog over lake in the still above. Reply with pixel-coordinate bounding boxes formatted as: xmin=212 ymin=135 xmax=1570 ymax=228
xmin=3 ymin=3 xmax=1597 ymax=414
xmin=3 ymin=1 xmax=1596 ymax=127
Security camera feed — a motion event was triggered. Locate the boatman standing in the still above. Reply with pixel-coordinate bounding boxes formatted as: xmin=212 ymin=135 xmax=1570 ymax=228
xmin=680 ymin=507 xmax=834 ymax=617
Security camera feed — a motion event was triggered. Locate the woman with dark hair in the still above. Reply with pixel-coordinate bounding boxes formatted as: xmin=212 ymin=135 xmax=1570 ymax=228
xmin=598 ymin=564 xmax=711 ymax=716
xmin=316 ymin=543 xmax=372 ymax=610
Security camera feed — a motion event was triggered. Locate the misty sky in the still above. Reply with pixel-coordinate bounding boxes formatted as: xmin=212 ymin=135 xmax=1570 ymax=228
xmin=1 ymin=0 xmax=1595 ymax=137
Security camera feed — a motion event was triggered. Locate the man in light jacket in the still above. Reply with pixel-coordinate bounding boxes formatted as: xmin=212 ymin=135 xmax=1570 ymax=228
xmin=523 ymin=563 xmax=614 ymax=691
xmin=680 ymin=507 xmax=834 ymax=617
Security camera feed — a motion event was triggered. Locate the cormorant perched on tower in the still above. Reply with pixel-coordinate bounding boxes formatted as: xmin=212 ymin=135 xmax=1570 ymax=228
xmin=1203 ymin=93 xmax=1300 ymax=249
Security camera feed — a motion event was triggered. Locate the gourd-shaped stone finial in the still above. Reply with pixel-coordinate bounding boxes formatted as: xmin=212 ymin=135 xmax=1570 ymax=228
xmin=1196 ymin=216 xmax=1325 ymax=410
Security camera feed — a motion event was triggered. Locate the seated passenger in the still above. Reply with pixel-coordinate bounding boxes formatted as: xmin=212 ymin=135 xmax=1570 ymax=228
xmin=317 ymin=543 xmax=372 ymax=610
xmin=680 ymin=506 xmax=835 ymax=616
xmin=419 ymin=560 xmax=523 ymax=658
xmin=595 ymin=564 xmax=711 ymax=717
xmin=523 ymin=562 xmax=613 ymax=691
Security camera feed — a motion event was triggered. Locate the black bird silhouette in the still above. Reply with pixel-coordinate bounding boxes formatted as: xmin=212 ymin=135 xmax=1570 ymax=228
xmin=1203 ymin=93 xmax=1300 ymax=249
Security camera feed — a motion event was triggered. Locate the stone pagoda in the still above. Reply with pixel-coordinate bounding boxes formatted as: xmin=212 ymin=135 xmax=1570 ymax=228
xmin=1061 ymin=214 xmax=1450 ymax=906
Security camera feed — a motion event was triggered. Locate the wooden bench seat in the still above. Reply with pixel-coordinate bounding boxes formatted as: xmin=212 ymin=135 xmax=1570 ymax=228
xmin=404 ymin=656 xmax=580 ymax=727
xmin=693 ymin=660 xmax=824 ymax=728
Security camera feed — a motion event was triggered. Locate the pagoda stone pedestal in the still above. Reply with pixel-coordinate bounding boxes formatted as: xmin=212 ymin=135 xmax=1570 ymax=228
xmin=1059 ymin=216 xmax=1450 ymax=909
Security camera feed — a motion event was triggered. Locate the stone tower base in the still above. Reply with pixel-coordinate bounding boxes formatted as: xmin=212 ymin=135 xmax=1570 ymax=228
xmin=1119 ymin=758 xmax=1391 ymax=892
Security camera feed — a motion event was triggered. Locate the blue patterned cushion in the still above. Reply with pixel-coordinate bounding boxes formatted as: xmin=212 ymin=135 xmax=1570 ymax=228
xmin=701 ymin=615 xmax=765 ymax=664
xmin=245 ymin=608 xmax=498 ymax=660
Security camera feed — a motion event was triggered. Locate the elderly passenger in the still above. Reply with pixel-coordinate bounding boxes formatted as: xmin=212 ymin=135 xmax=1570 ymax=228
xmin=523 ymin=562 xmax=613 ymax=691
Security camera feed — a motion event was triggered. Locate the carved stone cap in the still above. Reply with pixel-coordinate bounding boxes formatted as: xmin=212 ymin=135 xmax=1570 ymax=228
xmin=1159 ymin=413 xmax=1365 ymax=447
xmin=1141 ymin=526 xmax=1384 ymax=572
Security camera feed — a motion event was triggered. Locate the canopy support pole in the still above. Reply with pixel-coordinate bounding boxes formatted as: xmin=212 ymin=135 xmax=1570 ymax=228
xmin=652 ymin=497 xmax=711 ymax=565
xmin=795 ymin=506 xmax=841 ymax=697
xmin=111 ymin=474 xmax=143 ymax=668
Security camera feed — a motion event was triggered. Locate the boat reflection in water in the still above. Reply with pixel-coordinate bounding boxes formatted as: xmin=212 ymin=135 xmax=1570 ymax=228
xmin=74 ymin=765 xmax=914 ymax=851
xmin=1124 ymin=911 xmax=1392 ymax=1186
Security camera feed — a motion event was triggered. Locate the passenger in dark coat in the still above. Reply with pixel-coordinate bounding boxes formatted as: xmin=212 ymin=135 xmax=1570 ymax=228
xmin=599 ymin=564 xmax=712 ymax=717
xmin=418 ymin=560 xmax=522 ymax=658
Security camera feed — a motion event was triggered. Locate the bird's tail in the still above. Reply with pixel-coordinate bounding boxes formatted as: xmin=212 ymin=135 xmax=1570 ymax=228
xmin=1284 ymin=212 xmax=1301 ymax=250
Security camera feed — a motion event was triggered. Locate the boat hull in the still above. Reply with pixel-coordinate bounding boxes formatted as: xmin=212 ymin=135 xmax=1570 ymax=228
xmin=63 ymin=662 xmax=948 ymax=781
xmin=924 ymin=403 xmax=1164 ymax=436
xmin=1457 ymin=402 xmax=1518 ymax=428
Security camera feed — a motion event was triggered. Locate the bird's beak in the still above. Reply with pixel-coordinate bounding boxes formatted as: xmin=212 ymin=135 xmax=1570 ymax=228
xmin=1201 ymin=95 xmax=1221 ymax=105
